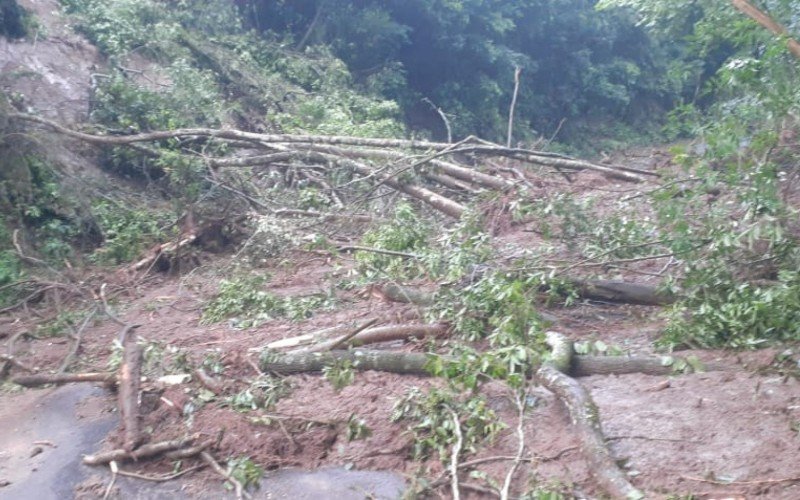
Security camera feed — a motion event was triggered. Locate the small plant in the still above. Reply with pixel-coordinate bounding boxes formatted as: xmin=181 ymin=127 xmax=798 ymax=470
xmin=226 ymin=456 xmax=263 ymax=491
xmin=91 ymin=200 xmax=170 ymax=264
xmin=227 ymin=375 xmax=290 ymax=412
xmin=345 ymin=414 xmax=372 ymax=441
xmin=390 ymin=386 xmax=504 ymax=461
xmin=528 ymin=193 xmax=592 ymax=246
xmin=322 ymin=359 xmax=355 ymax=392
xmin=36 ymin=310 xmax=86 ymax=337
xmin=201 ymin=275 xmax=335 ymax=327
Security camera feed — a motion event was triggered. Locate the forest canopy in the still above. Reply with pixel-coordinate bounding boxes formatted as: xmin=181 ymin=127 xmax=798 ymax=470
xmin=235 ymin=0 xmax=682 ymax=141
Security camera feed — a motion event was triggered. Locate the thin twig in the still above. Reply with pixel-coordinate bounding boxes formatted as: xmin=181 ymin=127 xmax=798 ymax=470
xmin=200 ymin=451 xmax=251 ymax=500
xmin=448 ymin=408 xmax=463 ymax=500
xmin=58 ymin=307 xmax=98 ymax=374
xmin=116 ymin=464 xmax=207 ymax=483
xmin=500 ymin=391 xmax=527 ymax=500
xmin=102 ymin=461 xmax=119 ymax=500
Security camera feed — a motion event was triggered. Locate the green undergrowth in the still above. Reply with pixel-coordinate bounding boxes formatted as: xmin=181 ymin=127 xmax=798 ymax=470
xmin=201 ymin=275 xmax=336 ymax=328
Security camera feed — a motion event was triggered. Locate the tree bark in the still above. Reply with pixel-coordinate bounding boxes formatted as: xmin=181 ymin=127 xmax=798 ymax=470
xmin=259 ymin=348 xmax=727 ymax=378
xmin=12 ymin=372 xmax=117 ymax=387
xmin=118 ymin=325 xmax=143 ymax=452
xmin=571 ymin=279 xmax=675 ymax=306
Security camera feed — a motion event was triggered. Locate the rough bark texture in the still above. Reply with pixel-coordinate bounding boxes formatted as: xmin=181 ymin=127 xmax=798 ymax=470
xmin=535 ymin=364 xmax=643 ymax=499
xmin=12 ymin=372 xmax=117 ymax=387
xmin=571 ymin=355 xmax=730 ymax=377
xmin=258 ymin=349 xmax=725 ymax=378
xmin=535 ymin=332 xmax=642 ymax=499
xmin=118 ymin=325 xmax=143 ymax=452
xmin=260 ymin=349 xmax=431 ymax=375
xmin=349 ymin=324 xmax=448 ymax=346
xmin=572 ymin=279 xmax=675 ymax=306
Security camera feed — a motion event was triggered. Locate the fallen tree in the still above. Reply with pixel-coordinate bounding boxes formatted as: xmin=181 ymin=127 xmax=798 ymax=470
xmin=6 ymin=112 xmax=653 ymax=222
xmin=256 ymin=338 xmax=727 ymax=499
xmin=380 ymin=279 xmax=675 ymax=308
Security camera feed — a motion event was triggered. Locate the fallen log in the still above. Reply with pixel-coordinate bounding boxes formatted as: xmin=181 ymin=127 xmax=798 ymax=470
xmin=260 ymin=349 xmax=431 ymax=375
xmin=571 ymin=354 xmax=729 ymax=377
xmin=118 ymin=325 xmax=143 ymax=452
xmin=10 ymin=112 xmax=647 ymax=185
xmin=305 ymin=318 xmax=379 ymax=353
xmin=348 ymin=324 xmax=449 ymax=347
xmin=380 ymin=283 xmax=435 ymax=306
xmin=130 ymin=234 xmax=197 ymax=272
xmin=83 ymin=436 xmax=198 ymax=466
xmin=12 ymin=372 xmax=117 ymax=387
xmin=381 ymin=279 xmax=674 ymax=308
xmin=536 ymin=332 xmax=643 ymax=499
xmin=264 ymin=322 xmax=448 ymax=351
xmin=259 ymin=348 xmax=725 ymax=378
xmin=571 ymin=279 xmax=675 ymax=306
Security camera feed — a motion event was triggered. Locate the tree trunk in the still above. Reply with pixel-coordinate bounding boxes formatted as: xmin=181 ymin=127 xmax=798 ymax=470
xmin=731 ymin=0 xmax=800 ymax=60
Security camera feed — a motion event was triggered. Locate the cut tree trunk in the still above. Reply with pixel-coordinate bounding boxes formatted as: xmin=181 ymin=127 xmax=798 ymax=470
xmin=12 ymin=372 xmax=117 ymax=387
xmin=535 ymin=332 xmax=643 ymax=498
xmin=118 ymin=325 xmax=143 ymax=452
xmin=259 ymin=349 xmax=727 ymax=378
xmin=379 ymin=280 xmax=674 ymax=308
xmin=571 ymin=279 xmax=675 ymax=306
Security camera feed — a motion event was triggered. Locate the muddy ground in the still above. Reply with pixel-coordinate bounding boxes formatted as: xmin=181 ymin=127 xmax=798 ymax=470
xmin=2 ymin=199 xmax=800 ymax=499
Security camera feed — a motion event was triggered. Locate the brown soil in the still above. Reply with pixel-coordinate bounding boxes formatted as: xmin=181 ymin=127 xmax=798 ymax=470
xmin=4 ymin=239 xmax=800 ymax=499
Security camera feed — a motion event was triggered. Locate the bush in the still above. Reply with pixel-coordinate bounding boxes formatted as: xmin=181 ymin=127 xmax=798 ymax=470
xmin=91 ymin=201 xmax=169 ymax=264
xmin=201 ymin=275 xmax=335 ymax=328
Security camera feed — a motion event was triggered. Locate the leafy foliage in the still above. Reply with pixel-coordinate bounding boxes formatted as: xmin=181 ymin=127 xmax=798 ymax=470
xmin=0 ymin=0 xmax=29 ymax=39
xmin=226 ymin=456 xmax=263 ymax=491
xmin=390 ymin=386 xmax=504 ymax=461
xmin=241 ymin=0 xmax=679 ymax=141
xmin=322 ymin=359 xmax=355 ymax=392
xmin=356 ymin=203 xmax=429 ymax=279
xmin=201 ymin=275 xmax=335 ymax=327
xmin=90 ymin=200 xmax=170 ymax=264
xmin=228 ymin=375 xmax=290 ymax=412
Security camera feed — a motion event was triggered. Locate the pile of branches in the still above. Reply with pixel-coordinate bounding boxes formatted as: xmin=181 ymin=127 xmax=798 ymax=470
xmin=7 ymin=112 xmax=654 ymax=223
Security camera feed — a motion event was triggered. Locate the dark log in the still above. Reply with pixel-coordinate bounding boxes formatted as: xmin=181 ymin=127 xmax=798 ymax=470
xmin=13 ymin=372 xmax=117 ymax=387
xmin=569 ymin=279 xmax=674 ymax=306
xmin=349 ymin=324 xmax=448 ymax=346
